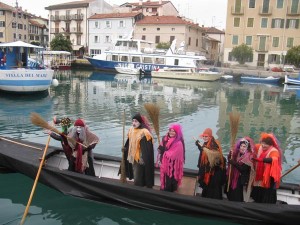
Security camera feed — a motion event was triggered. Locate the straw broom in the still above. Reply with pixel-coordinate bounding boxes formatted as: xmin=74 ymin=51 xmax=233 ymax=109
xmin=144 ymin=103 xmax=160 ymax=143
xmin=226 ymin=111 xmax=240 ymax=192
xmin=120 ymin=109 xmax=127 ymax=183
xmin=30 ymin=112 xmax=86 ymax=148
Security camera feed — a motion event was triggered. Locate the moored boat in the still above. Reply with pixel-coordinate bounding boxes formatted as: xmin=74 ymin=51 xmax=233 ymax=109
xmin=284 ymin=75 xmax=300 ymax=85
xmin=42 ymin=51 xmax=72 ymax=70
xmin=114 ymin=63 xmax=142 ymax=75
xmin=151 ymin=67 xmax=222 ymax=81
xmin=0 ymin=41 xmax=54 ymax=93
xmin=86 ymin=39 xmax=206 ymax=75
xmin=0 ymin=137 xmax=299 ymax=225
xmin=240 ymin=76 xmax=281 ymax=85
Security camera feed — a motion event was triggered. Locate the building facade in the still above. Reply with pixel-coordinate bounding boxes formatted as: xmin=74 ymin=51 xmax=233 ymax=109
xmin=135 ymin=16 xmax=205 ymax=55
xmin=45 ymin=0 xmax=113 ymax=56
xmin=28 ymin=17 xmax=49 ymax=48
xmin=224 ymin=0 xmax=300 ymax=69
xmin=88 ymin=12 xmax=143 ymax=56
xmin=0 ymin=2 xmax=30 ymax=43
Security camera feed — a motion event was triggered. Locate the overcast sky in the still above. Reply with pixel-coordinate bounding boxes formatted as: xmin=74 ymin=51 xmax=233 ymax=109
xmin=2 ymin=0 xmax=227 ymax=29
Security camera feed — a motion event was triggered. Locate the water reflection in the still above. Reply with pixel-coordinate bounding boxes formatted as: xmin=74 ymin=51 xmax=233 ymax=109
xmin=0 ymin=70 xmax=299 ymax=183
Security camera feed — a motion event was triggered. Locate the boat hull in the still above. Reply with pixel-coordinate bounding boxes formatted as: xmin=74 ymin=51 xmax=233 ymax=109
xmin=0 ymin=69 xmax=54 ymax=92
xmin=0 ymin=137 xmax=299 ymax=225
xmin=285 ymin=75 xmax=300 ymax=85
xmin=240 ymin=76 xmax=281 ymax=84
xmin=151 ymin=71 xmax=222 ymax=81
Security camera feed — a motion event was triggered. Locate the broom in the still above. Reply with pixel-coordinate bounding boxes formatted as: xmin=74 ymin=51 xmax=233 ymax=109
xmin=120 ymin=109 xmax=127 ymax=183
xmin=226 ymin=111 xmax=240 ymax=192
xmin=144 ymin=103 xmax=160 ymax=143
xmin=30 ymin=112 xmax=87 ymax=148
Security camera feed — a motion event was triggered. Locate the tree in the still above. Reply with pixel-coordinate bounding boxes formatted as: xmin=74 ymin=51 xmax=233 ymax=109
xmin=50 ymin=34 xmax=73 ymax=52
xmin=156 ymin=42 xmax=171 ymax=49
xmin=285 ymin=45 xmax=300 ymax=67
xmin=231 ymin=43 xmax=253 ymax=65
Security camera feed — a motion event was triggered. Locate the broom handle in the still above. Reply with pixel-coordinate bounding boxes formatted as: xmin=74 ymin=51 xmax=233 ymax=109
xmin=120 ymin=109 xmax=127 ymax=183
xmin=281 ymin=162 xmax=300 ymax=178
xmin=20 ymin=135 xmax=51 ymax=225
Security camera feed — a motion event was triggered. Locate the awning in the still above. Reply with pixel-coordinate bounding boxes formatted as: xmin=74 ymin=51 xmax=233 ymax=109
xmin=72 ymin=45 xmax=84 ymax=51
xmin=0 ymin=41 xmax=43 ymax=48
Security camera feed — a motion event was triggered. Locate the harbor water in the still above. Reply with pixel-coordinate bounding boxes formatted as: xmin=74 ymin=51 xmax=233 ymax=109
xmin=0 ymin=69 xmax=299 ymax=225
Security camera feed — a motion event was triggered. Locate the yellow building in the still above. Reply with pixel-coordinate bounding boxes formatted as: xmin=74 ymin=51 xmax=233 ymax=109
xmin=224 ymin=0 xmax=300 ymax=69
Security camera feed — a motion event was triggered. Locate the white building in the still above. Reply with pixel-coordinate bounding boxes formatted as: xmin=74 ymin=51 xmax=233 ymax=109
xmin=45 ymin=0 xmax=113 ymax=56
xmin=88 ymin=12 xmax=143 ymax=56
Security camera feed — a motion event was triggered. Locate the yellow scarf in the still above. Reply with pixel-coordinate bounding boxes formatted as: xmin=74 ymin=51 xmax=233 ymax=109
xmin=127 ymin=127 xmax=153 ymax=163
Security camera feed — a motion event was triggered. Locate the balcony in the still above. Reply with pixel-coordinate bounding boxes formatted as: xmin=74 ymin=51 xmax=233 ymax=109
xmin=71 ymin=14 xmax=84 ymax=20
xmin=70 ymin=27 xmax=82 ymax=34
xmin=50 ymin=28 xmax=70 ymax=34
xmin=50 ymin=15 xmax=61 ymax=21
xmin=259 ymin=6 xmax=272 ymax=15
xmin=231 ymin=6 xmax=244 ymax=15
xmin=287 ymin=6 xmax=300 ymax=16
xmin=60 ymin=15 xmax=72 ymax=21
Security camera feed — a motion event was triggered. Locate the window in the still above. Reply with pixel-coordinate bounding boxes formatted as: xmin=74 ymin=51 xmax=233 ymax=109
xmin=12 ymin=22 xmax=16 ymax=28
xmin=95 ymin=21 xmax=99 ymax=28
xmin=24 ymin=25 xmax=26 ymax=30
xmin=18 ymin=34 xmax=22 ymax=40
xmin=77 ymin=35 xmax=81 ymax=45
xmin=18 ymin=24 xmax=23 ymax=29
xmin=268 ymin=54 xmax=280 ymax=63
xmin=287 ymin=37 xmax=294 ymax=48
xmin=262 ymin=0 xmax=270 ymax=13
xmin=249 ymin=0 xmax=255 ymax=8
xmin=24 ymin=35 xmax=26 ymax=40
xmin=234 ymin=18 xmax=240 ymax=27
xmin=246 ymin=36 xmax=252 ymax=45
xmin=291 ymin=0 xmax=299 ymax=14
xmin=0 ymin=11 xmax=5 ymax=15
xmin=105 ymin=21 xmax=111 ymax=28
xmin=170 ymin=36 xmax=175 ymax=43
xmin=171 ymin=28 xmax=175 ymax=31
xmin=0 ymin=21 xmax=5 ymax=27
xmin=119 ymin=21 xmax=124 ymax=28
xmin=13 ymin=33 xmax=16 ymax=39
xmin=142 ymin=35 xmax=146 ymax=40
xmin=277 ymin=0 xmax=283 ymax=8
xmin=261 ymin=18 xmax=268 ymax=28
xmin=271 ymin=19 xmax=284 ymax=28
xmin=152 ymin=8 xmax=157 ymax=12
xmin=232 ymin=35 xmax=238 ymax=45
xmin=188 ymin=37 xmax=191 ymax=45
xmin=247 ymin=18 xmax=254 ymax=27
xmin=157 ymin=28 xmax=160 ymax=31
xmin=105 ymin=36 xmax=110 ymax=43
xmin=196 ymin=38 xmax=198 ymax=47
xmin=90 ymin=49 xmax=101 ymax=56
xmin=132 ymin=56 xmax=141 ymax=62
xmin=94 ymin=36 xmax=98 ymax=43
xmin=272 ymin=37 xmax=279 ymax=47
xmin=286 ymin=19 xmax=299 ymax=28
xmin=143 ymin=28 xmax=146 ymax=31
xmin=155 ymin=36 xmax=160 ymax=43
xmin=0 ymin=32 xmax=3 ymax=38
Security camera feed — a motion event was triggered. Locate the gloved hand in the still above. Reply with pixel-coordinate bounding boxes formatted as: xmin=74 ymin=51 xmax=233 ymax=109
xmin=158 ymin=145 xmax=165 ymax=154
xmin=195 ymin=140 xmax=200 ymax=146
xmin=121 ymin=147 xmax=127 ymax=152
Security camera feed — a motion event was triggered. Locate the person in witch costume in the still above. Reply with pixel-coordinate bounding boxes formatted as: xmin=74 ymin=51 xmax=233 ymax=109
xmin=251 ymin=133 xmax=282 ymax=203
xmin=225 ymin=137 xmax=255 ymax=202
xmin=195 ymin=128 xmax=226 ymax=199
xmin=123 ymin=113 xmax=154 ymax=188
xmin=158 ymin=123 xmax=185 ymax=192
xmin=67 ymin=118 xmax=99 ymax=176
xmin=48 ymin=116 xmax=74 ymax=171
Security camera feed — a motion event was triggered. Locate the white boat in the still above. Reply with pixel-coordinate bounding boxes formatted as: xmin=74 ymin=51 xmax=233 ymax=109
xmin=114 ymin=63 xmax=141 ymax=75
xmin=284 ymin=75 xmax=300 ymax=85
xmin=151 ymin=67 xmax=222 ymax=81
xmin=0 ymin=41 xmax=54 ymax=93
xmin=86 ymin=39 xmax=206 ymax=75
xmin=42 ymin=50 xmax=72 ymax=70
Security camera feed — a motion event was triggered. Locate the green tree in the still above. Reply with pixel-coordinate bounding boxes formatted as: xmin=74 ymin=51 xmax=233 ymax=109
xmin=231 ymin=43 xmax=253 ymax=64
xmin=285 ymin=45 xmax=300 ymax=67
xmin=30 ymin=41 xmax=40 ymax=46
xmin=50 ymin=34 xmax=72 ymax=52
xmin=156 ymin=42 xmax=171 ymax=49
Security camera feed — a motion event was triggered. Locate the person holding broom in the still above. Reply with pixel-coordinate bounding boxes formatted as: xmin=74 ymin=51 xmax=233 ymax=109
xmin=225 ymin=137 xmax=255 ymax=202
xmin=158 ymin=123 xmax=185 ymax=192
xmin=195 ymin=128 xmax=226 ymax=199
xmin=123 ymin=113 xmax=155 ymax=188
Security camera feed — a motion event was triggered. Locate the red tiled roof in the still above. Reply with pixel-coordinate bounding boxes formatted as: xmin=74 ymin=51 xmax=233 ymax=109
xmin=29 ymin=19 xmax=46 ymax=28
xmin=121 ymin=1 xmax=169 ymax=7
xmin=202 ymin=27 xmax=225 ymax=34
xmin=89 ymin=12 xmax=142 ymax=19
xmin=137 ymin=16 xmax=200 ymax=28
xmin=0 ymin=2 xmax=15 ymax=11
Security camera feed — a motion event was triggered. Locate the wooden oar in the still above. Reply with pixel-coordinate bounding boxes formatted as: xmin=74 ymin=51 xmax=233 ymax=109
xmin=0 ymin=136 xmax=42 ymax=151
xmin=120 ymin=109 xmax=127 ymax=183
xmin=226 ymin=111 xmax=240 ymax=192
xmin=281 ymin=162 xmax=300 ymax=178
xmin=20 ymin=135 xmax=51 ymax=225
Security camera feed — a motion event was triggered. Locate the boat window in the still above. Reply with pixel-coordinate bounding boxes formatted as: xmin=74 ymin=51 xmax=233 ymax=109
xmin=174 ymin=59 xmax=179 ymax=65
xmin=120 ymin=55 xmax=128 ymax=62
xmin=122 ymin=41 xmax=127 ymax=47
xmin=112 ymin=55 xmax=118 ymax=61
xmin=155 ymin=58 xmax=165 ymax=64
xmin=143 ymin=57 xmax=153 ymax=63
xmin=115 ymin=41 xmax=122 ymax=46
xmin=106 ymin=54 xmax=112 ymax=61
xmin=132 ymin=56 xmax=141 ymax=62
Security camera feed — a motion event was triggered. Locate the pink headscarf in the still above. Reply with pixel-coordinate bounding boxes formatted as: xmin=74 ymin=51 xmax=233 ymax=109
xmin=160 ymin=123 xmax=185 ymax=190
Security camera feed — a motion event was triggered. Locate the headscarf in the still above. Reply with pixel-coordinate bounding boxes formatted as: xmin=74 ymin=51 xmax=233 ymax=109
xmin=160 ymin=123 xmax=185 ymax=190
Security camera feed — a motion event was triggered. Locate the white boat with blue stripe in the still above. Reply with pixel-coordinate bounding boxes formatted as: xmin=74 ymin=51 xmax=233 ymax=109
xmin=86 ymin=39 xmax=206 ymax=75
xmin=0 ymin=41 xmax=54 ymax=93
